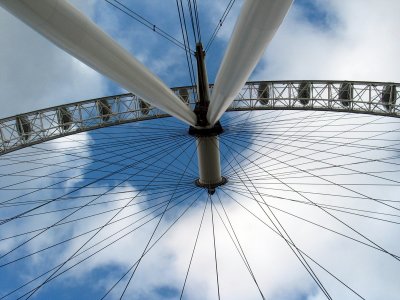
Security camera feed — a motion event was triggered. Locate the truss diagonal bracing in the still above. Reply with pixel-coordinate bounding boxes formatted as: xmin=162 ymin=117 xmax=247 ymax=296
xmin=1 ymin=80 xmax=399 ymax=155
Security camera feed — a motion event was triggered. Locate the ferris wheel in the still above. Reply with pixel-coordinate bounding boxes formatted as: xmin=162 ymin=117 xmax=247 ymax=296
xmin=0 ymin=0 xmax=399 ymax=299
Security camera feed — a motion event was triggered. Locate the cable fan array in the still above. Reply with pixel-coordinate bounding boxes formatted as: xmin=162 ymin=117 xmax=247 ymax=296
xmin=0 ymin=0 xmax=399 ymax=299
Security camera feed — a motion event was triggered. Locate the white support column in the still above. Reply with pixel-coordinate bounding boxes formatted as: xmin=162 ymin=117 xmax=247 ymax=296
xmin=0 ymin=0 xmax=197 ymax=126
xmin=196 ymin=136 xmax=222 ymax=186
xmin=207 ymin=0 xmax=293 ymax=125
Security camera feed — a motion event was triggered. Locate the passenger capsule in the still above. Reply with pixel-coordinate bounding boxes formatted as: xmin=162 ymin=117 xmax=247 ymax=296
xmin=339 ymin=82 xmax=353 ymax=107
xmin=298 ymin=82 xmax=311 ymax=105
xmin=258 ymin=82 xmax=269 ymax=105
xmin=381 ymin=85 xmax=397 ymax=112
xmin=139 ymin=99 xmax=150 ymax=115
xmin=179 ymin=88 xmax=189 ymax=104
xmin=16 ymin=115 xmax=32 ymax=141
xmin=97 ymin=99 xmax=112 ymax=121
xmin=57 ymin=107 xmax=72 ymax=130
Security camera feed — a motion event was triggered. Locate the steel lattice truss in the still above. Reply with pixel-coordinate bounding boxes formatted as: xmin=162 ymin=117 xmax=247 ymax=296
xmin=1 ymin=80 xmax=398 ymax=155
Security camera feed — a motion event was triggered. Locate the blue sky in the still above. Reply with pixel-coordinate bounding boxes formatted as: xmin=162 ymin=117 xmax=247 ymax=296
xmin=1 ymin=0 xmax=400 ymax=117
xmin=1 ymin=1 xmax=400 ymax=299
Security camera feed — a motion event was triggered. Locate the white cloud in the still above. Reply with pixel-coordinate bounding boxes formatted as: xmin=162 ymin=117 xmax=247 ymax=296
xmin=254 ymin=0 xmax=400 ymax=82
xmin=0 ymin=132 xmax=92 ymax=249
xmin=0 ymin=1 xmax=110 ymax=119
xmin=1 ymin=1 xmax=400 ymax=299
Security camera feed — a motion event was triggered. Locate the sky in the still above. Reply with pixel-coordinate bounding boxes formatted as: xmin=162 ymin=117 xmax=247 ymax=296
xmin=0 ymin=0 xmax=400 ymax=299
xmin=1 ymin=0 xmax=400 ymax=117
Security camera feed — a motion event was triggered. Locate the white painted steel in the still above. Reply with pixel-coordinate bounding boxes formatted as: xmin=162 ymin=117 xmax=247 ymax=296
xmin=196 ymin=136 xmax=222 ymax=185
xmin=0 ymin=0 xmax=197 ymax=126
xmin=207 ymin=0 xmax=293 ymax=125
xmin=2 ymin=80 xmax=399 ymax=156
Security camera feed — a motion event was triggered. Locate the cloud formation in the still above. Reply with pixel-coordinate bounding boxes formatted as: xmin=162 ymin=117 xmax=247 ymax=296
xmin=0 ymin=1 xmax=399 ymax=300
xmin=254 ymin=0 xmax=400 ymax=82
xmin=0 ymin=1 xmax=108 ymax=118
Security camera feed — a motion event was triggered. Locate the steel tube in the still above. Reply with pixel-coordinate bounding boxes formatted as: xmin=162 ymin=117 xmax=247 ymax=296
xmin=196 ymin=136 xmax=222 ymax=186
xmin=0 ymin=0 xmax=197 ymax=125
xmin=207 ymin=0 xmax=293 ymax=125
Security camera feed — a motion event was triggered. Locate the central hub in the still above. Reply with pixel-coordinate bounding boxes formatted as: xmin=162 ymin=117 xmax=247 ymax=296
xmin=190 ymin=43 xmax=226 ymax=195
xmin=189 ymin=123 xmax=226 ymax=194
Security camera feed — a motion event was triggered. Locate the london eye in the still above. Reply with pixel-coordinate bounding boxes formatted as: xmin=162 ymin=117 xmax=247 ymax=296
xmin=0 ymin=1 xmax=399 ymax=299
